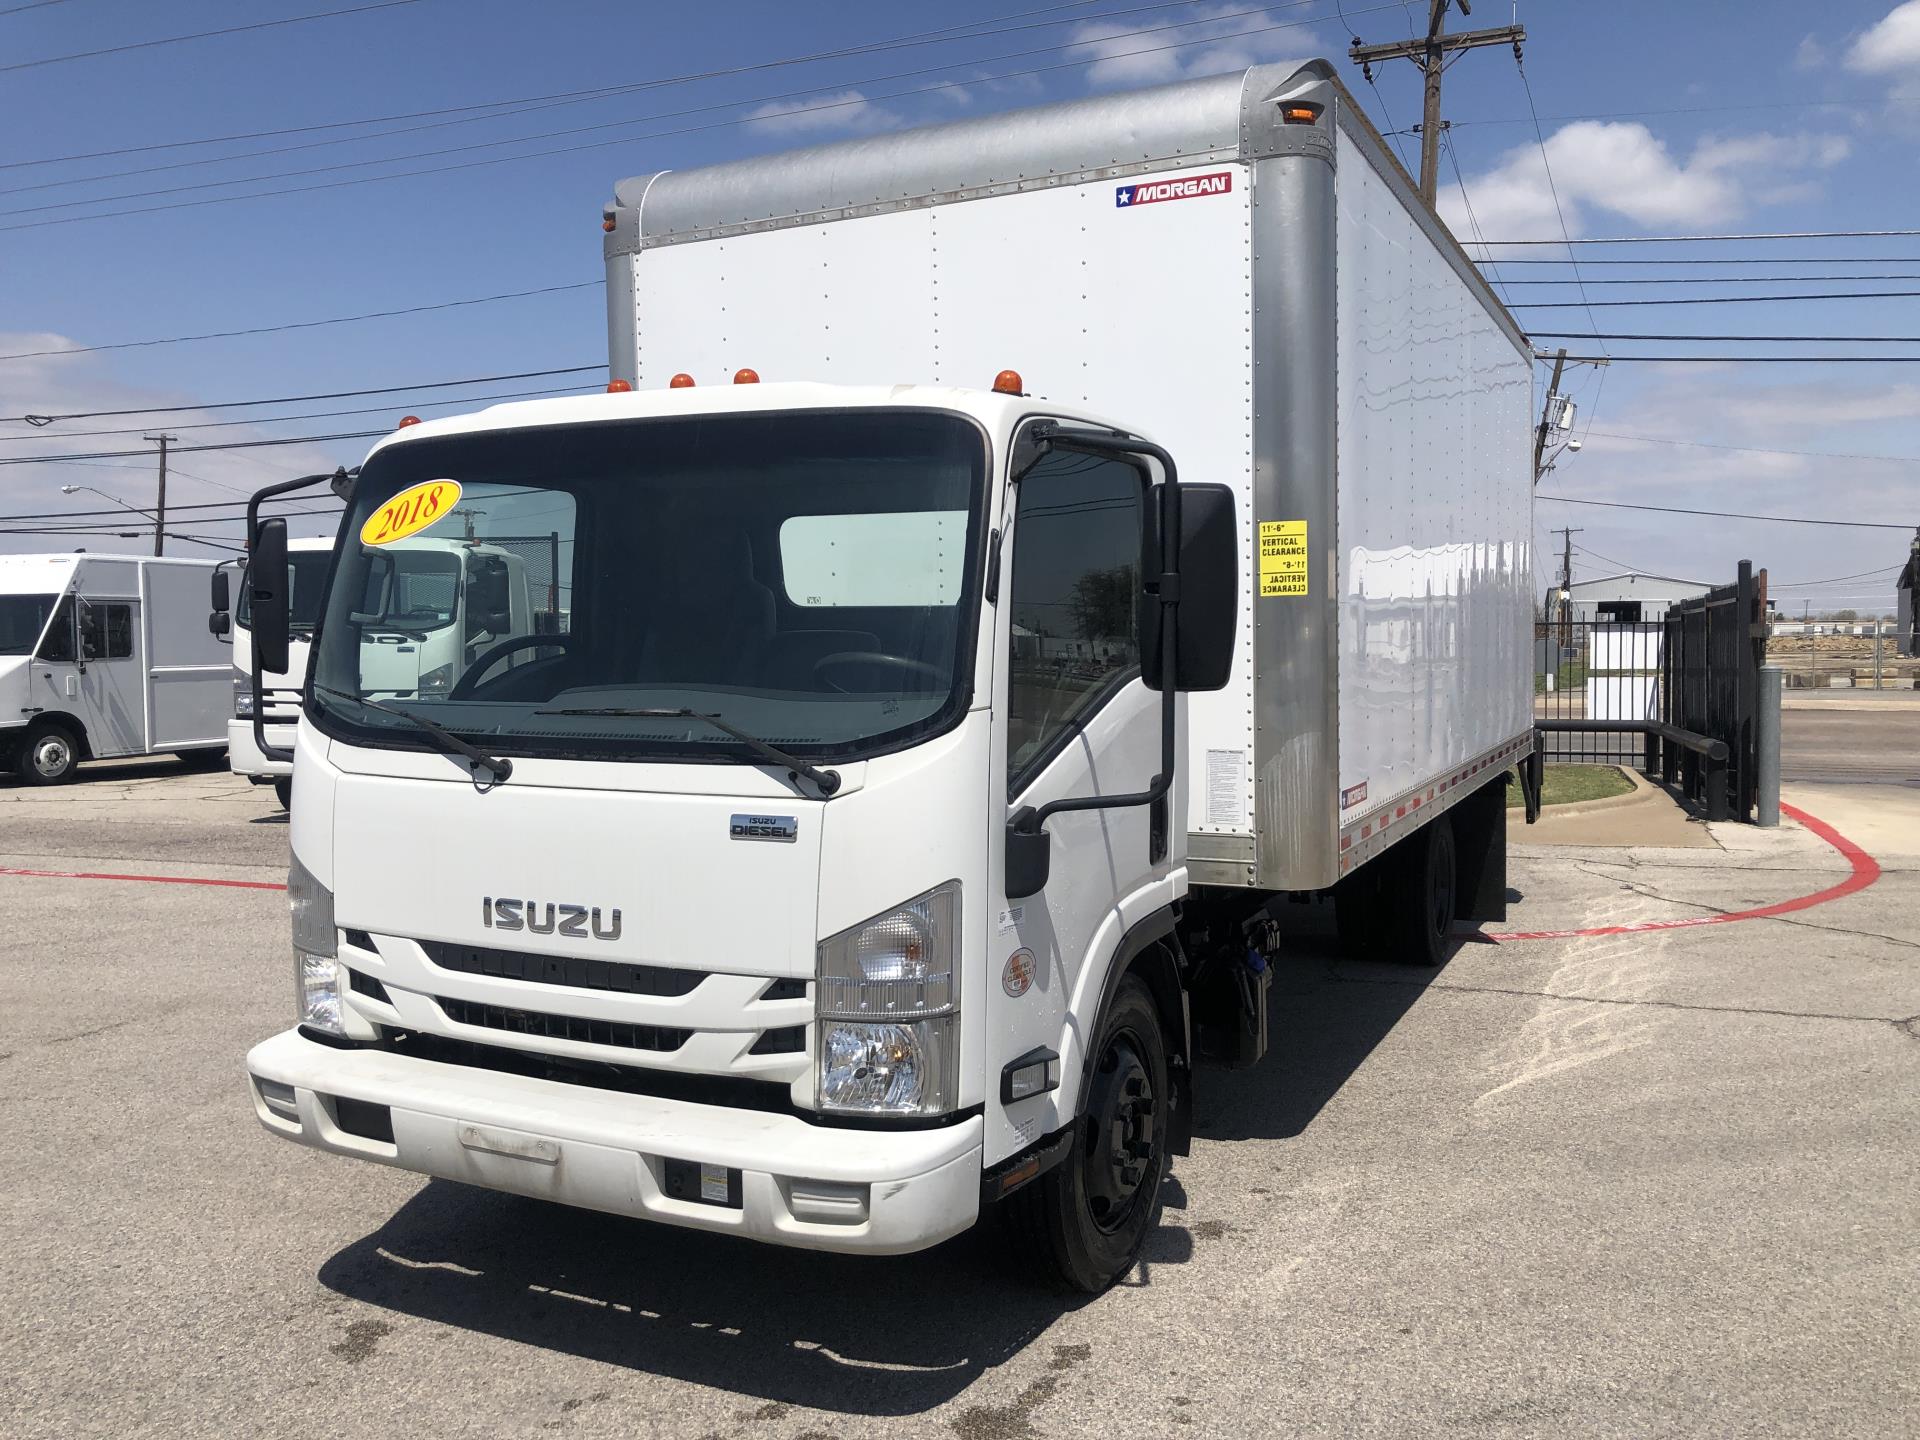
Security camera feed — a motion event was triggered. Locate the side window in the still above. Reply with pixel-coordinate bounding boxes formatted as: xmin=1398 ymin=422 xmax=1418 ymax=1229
xmin=1005 ymin=452 xmax=1144 ymax=792
xmin=80 ymin=603 xmax=133 ymax=661
xmin=38 ymin=597 xmax=76 ymax=663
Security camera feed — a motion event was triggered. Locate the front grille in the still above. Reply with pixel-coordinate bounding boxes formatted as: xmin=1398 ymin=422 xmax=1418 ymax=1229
xmin=375 ymin=1029 xmax=795 ymax=1116
xmin=748 ymin=1026 xmax=807 ymax=1055
xmin=347 ymin=968 xmax=390 ymax=1003
xmin=437 ymin=995 xmax=689 ymax=1053
xmin=422 ymin=940 xmax=704 ymax=998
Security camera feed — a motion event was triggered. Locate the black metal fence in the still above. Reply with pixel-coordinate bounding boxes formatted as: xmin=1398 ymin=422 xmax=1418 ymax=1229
xmin=1533 ymin=561 xmax=1766 ymax=822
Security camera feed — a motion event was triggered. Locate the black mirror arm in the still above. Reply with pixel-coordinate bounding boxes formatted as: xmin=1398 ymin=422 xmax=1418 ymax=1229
xmin=246 ymin=468 xmax=345 ymax=765
xmin=1009 ymin=432 xmax=1181 ymax=841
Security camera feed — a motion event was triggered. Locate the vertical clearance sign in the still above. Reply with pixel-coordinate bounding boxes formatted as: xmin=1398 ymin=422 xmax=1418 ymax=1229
xmin=1258 ymin=520 xmax=1309 ymax=597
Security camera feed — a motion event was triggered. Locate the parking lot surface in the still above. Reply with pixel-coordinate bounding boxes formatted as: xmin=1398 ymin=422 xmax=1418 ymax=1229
xmin=2 ymin=760 xmax=1915 ymax=1438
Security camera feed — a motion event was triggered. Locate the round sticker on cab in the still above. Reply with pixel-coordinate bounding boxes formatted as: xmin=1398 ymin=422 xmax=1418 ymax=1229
xmin=361 ymin=479 xmax=462 ymax=547
xmin=1002 ymin=947 xmax=1036 ymax=998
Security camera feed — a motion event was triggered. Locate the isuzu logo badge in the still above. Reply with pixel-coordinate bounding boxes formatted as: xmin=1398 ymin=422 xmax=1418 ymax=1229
xmin=482 ymin=898 xmax=622 ymax=940
xmin=730 ymin=813 xmax=798 ymax=843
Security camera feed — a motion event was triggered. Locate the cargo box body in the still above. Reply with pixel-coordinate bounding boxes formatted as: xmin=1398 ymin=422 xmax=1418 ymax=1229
xmin=604 ymin=59 xmax=1533 ymax=891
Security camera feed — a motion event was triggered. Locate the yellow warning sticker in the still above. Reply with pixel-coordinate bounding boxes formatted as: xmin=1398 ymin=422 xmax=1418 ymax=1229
xmin=1258 ymin=519 xmax=1308 ymax=597
xmin=361 ymin=479 xmax=461 ymax=547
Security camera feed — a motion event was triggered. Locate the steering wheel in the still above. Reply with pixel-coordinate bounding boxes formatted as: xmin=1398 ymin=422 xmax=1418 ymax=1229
xmin=449 ymin=632 xmax=575 ymax=700
xmin=812 ymin=650 xmax=945 ymax=694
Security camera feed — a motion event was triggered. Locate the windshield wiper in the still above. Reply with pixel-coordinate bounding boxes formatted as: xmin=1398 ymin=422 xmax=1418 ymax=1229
xmin=534 ymin=706 xmax=842 ymax=797
xmin=315 ymin=684 xmax=513 ymax=787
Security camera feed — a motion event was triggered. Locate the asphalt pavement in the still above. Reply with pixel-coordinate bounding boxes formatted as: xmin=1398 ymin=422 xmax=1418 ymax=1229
xmin=1 ymin=757 xmax=1915 ymax=1438
xmin=1782 ymin=691 xmax=1920 ymax=787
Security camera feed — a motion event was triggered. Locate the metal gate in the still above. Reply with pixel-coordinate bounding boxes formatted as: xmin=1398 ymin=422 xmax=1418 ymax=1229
xmin=1662 ymin=561 xmax=1766 ymax=821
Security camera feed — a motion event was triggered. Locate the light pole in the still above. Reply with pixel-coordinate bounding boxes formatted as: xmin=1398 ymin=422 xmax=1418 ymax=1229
xmin=60 ymin=483 xmax=159 ymax=525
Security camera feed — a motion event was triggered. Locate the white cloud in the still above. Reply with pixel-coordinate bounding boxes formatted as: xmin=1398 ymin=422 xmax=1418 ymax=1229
xmin=1846 ymin=1 xmax=1920 ymax=73
xmin=743 ymin=89 xmax=900 ymax=137
xmin=0 ymin=338 xmax=367 ymax=559
xmin=1068 ymin=4 xmax=1315 ymax=90
xmin=1440 ymin=121 xmax=1851 ymax=243
xmin=1794 ymin=34 xmax=1827 ymax=70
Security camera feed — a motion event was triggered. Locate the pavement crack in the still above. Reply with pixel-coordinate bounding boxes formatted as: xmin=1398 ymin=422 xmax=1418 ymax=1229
xmin=1335 ymin=972 xmax=1902 ymax=1027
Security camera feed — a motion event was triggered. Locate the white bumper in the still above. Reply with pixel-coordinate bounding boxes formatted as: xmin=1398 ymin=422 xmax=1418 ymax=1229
xmin=227 ymin=718 xmax=294 ymax=779
xmin=246 ymin=1029 xmax=983 ymax=1255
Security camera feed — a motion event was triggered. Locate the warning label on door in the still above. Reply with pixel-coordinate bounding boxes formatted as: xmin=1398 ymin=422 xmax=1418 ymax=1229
xmin=1258 ymin=520 xmax=1309 ymax=597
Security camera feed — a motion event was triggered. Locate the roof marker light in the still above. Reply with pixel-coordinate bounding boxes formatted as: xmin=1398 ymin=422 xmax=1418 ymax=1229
xmin=602 ymin=215 xmax=616 ymax=233
xmin=397 ymin=415 xmax=421 ymax=428
xmin=670 ymin=373 xmax=696 ymax=388
xmin=734 ymin=368 xmax=760 ymax=384
xmin=607 ymin=379 xmax=633 ymax=393
xmin=1282 ymin=103 xmax=1321 ymax=124
xmin=992 ymin=369 xmax=1024 ymax=396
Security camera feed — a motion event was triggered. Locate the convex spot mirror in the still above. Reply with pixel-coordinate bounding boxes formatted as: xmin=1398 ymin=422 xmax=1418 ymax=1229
xmin=208 ymin=566 xmax=233 ymax=638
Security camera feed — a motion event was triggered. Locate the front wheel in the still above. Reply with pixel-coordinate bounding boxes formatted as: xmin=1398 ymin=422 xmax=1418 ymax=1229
xmin=1004 ymin=975 xmax=1170 ymax=1292
xmin=18 ymin=722 xmax=80 ymax=785
xmin=272 ymin=776 xmax=293 ymax=810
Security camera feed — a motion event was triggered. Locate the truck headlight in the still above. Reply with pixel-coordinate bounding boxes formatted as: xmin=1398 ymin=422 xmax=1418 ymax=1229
xmin=816 ymin=882 xmax=959 ymax=1116
xmin=233 ymin=673 xmax=253 ymax=718
xmin=419 ymin=662 xmax=455 ymax=695
xmin=288 ymin=851 xmax=342 ymax=1036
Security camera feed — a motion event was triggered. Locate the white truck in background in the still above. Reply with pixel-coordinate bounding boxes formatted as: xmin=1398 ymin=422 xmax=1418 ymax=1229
xmin=243 ymin=60 xmax=1535 ymax=1290
xmin=0 ymin=552 xmax=228 ymax=784
xmin=212 ymin=536 xmax=536 ymax=808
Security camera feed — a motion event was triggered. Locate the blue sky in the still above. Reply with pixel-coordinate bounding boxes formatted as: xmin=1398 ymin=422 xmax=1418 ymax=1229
xmin=1 ymin=0 xmax=1915 ymax=616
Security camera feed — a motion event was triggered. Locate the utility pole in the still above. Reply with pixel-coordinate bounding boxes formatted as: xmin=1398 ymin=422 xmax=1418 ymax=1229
xmin=142 ymin=433 xmax=176 ymax=556
xmin=1348 ymin=1 xmax=1527 ymax=208
xmin=1554 ymin=525 xmax=1582 ymax=653
xmin=1533 ymin=347 xmax=1567 ymax=481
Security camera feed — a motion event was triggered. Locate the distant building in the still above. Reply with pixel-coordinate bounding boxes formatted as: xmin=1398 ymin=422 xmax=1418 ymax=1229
xmin=1563 ymin=572 xmax=1711 ymax=626
xmin=1899 ymin=529 xmax=1920 ymax=659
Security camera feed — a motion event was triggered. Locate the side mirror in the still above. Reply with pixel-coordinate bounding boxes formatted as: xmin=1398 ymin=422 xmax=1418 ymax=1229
xmin=1005 ymin=808 xmax=1052 ymax=899
xmin=208 ymin=612 xmax=231 ymax=638
xmin=1142 ymin=482 xmax=1237 ymax=691
xmin=210 ymin=569 xmax=230 ymax=613
xmin=250 ymin=519 xmax=292 ymax=675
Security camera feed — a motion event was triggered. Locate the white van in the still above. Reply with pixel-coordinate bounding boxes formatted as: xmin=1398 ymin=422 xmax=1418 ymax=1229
xmin=0 ymin=553 xmax=228 ymax=784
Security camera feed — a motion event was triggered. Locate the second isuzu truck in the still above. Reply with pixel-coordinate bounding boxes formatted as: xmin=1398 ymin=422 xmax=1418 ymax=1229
xmin=244 ymin=60 xmax=1535 ymax=1290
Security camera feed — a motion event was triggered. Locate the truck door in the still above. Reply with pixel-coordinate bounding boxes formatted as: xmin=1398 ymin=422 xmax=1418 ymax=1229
xmin=993 ymin=447 xmax=1165 ymax=1092
xmin=77 ymin=598 xmax=143 ymax=756
xmin=30 ymin=595 xmax=79 ymax=716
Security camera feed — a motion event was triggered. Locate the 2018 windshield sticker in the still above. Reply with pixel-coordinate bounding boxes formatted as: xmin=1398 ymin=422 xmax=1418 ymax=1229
xmin=361 ymin=479 xmax=461 ymax=547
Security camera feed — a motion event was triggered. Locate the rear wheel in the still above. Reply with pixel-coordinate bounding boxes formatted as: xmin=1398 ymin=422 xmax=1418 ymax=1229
xmin=1005 ymin=976 xmax=1169 ymax=1293
xmin=1384 ymin=815 xmax=1457 ymax=967
xmin=272 ymin=776 xmax=293 ymax=810
xmin=18 ymin=722 xmax=80 ymax=785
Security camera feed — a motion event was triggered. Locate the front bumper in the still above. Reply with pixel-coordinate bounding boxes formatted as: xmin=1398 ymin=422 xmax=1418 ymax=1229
xmin=246 ymin=1029 xmax=983 ymax=1254
xmin=227 ymin=718 xmax=295 ymax=779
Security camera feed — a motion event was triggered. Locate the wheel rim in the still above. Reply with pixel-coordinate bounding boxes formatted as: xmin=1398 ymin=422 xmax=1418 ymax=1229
xmin=1429 ymin=826 xmax=1457 ymax=941
xmin=32 ymin=735 xmax=70 ymax=778
xmin=1081 ymin=1029 xmax=1158 ymax=1234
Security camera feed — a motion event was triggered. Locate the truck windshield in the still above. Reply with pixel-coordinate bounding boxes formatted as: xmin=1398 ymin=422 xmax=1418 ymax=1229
xmin=237 ymin=550 xmax=333 ymax=632
xmin=308 ymin=410 xmax=986 ymax=765
xmin=0 ymin=593 xmax=57 ymax=656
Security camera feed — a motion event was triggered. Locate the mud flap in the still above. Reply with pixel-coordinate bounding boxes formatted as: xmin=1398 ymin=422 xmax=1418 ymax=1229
xmin=1454 ymin=775 xmax=1510 ymax=923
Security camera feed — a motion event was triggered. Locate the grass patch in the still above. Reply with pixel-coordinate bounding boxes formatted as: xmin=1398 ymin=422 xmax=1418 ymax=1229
xmin=1506 ymin=764 xmax=1636 ymax=808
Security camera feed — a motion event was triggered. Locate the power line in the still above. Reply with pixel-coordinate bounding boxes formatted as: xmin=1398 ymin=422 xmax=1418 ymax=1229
xmin=1512 ymin=52 xmax=1604 ymax=354
xmin=0 ymin=283 xmax=600 ymax=361
xmin=0 ymin=0 xmax=1118 ymax=173
xmin=1539 ymin=354 xmax=1920 ymax=363
xmin=1477 ymin=229 xmax=1920 ymax=246
xmin=1498 ymin=274 xmax=1920 ymax=285
xmin=1533 ymin=332 xmax=1920 ymax=342
xmin=0 ymin=431 xmax=391 ymax=465
xmin=0 ymin=0 xmax=76 ymax=15
xmin=1513 ymin=291 xmax=1920 ymax=308
xmin=0 ymin=5 xmax=1402 ymax=232
xmin=0 ymin=0 xmax=426 ymax=75
xmin=0 ymin=496 xmax=346 ymax=521
xmin=1537 ymin=495 xmax=1915 ymax=530
xmin=8 ymin=364 xmax=602 ymax=424
xmin=1772 ymin=565 xmax=1902 ymax=588
xmin=0 ymin=383 xmax=597 ymax=442
xmin=1582 ymin=430 xmax=1920 ymax=464
xmin=1475 ymin=257 xmax=1920 ymax=266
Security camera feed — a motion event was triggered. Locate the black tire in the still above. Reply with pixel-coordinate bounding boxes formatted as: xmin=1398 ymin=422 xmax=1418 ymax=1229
xmin=272 ymin=776 xmax=293 ymax=810
xmin=1004 ymin=976 xmax=1170 ymax=1293
xmin=17 ymin=721 xmax=81 ymax=785
xmin=1384 ymin=815 xmax=1457 ymax=968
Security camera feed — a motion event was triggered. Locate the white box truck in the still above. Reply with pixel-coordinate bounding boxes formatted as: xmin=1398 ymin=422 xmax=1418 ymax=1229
xmin=0 ymin=552 xmax=229 ymax=784
xmin=212 ymin=536 xmax=536 ymax=807
xmin=243 ymin=60 xmax=1535 ymax=1290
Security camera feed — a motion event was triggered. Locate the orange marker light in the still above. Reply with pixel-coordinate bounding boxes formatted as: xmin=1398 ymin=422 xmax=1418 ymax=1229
xmin=669 ymin=373 xmax=696 ymax=388
xmin=734 ymin=368 xmax=760 ymax=384
xmin=1281 ymin=104 xmax=1321 ymax=124
xmin=602 ymin=216 xmax=616 ymax=233
xmin=992 ymin=369 xmax=1024 ymax=396
xmin=397 ymin=415 xmax=422 ymax=428
xmin=606 ymin=379 xmax=633 ymax=393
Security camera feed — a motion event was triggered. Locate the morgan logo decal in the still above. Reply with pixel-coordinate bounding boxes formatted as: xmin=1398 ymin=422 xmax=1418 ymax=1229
xmin=483 ymin=898 xmax=622 ymax=940
xmin=1340 ymin=781 xmax=1369 ymax=810
xmin=1115 ymin=170 xmax=1233 ymax=208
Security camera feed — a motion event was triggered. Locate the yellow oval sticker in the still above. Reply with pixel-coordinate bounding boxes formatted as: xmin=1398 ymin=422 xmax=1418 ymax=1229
xmin=361 ymin=479 xmax=462 ymax=547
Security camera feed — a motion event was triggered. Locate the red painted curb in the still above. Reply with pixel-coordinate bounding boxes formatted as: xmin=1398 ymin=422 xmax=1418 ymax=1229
xmin=0 ymin=865 xmax=285 ymax=892
xmin=1489 ymin=800 xmax=1881 ymax=942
